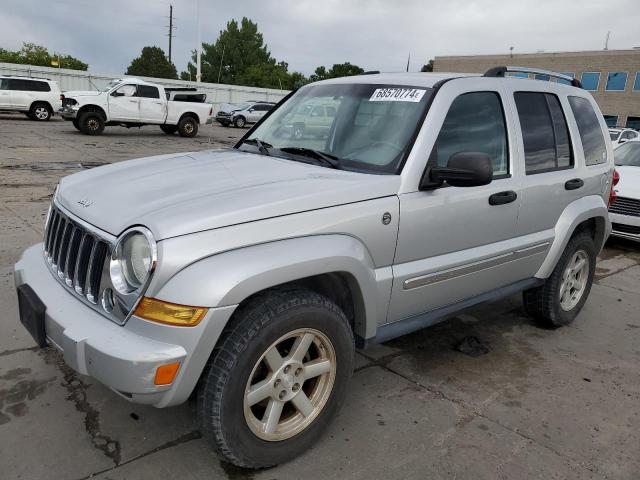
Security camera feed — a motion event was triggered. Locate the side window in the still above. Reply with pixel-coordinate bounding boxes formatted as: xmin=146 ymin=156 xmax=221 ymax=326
xmin=114 ymin=84 xmax=137 ymax=97
xmin=514 ymin=92 xmax=573 ymax=174
xmin=0 ymin=79 xmax=8 ymax=90
xmin=137 ymin=85 xmax=159 ymax=98
xmin=431 ymin=91 xmax=509 ymax=176
xmin=568 ymin=96 xmax=607 ymax=166
xmin=30 ymin=81 xmax=51 ymax=92
xmin=7 ymin=79 xmax=25 ymax=90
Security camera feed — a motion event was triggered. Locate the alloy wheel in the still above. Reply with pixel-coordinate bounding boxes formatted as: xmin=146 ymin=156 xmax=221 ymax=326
xmin=559 ymin=249 xmax=589 ymax=311
xmin=243 ymin=328 xmax=336 ymax=441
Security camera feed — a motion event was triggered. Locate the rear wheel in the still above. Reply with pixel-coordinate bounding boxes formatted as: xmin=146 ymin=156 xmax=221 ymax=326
xmin=523 ymin=232 xmax=596 ymax=328
xmin=198 ymin=288 xmax=354 ymax=468
xmin=29 ymin=103 xmax=51 ymax=121
xmin=78 ymin=111 xmax=105 ymax=135
xmin=178 ymin=116 xmax=198 ymax=137
xmin=160 ymin=125 xmax=179 ymax=135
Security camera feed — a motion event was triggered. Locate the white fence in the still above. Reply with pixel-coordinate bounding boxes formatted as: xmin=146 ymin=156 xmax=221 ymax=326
xmin=0 ymin=62 xmax=290 ymax=112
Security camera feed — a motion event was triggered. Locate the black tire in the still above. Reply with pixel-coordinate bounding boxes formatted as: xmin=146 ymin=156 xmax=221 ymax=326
xmin=523 ymin=232 xmax=596 ymax=328
xmin=160 ymin=125 xmax=179 ymax=135
xmin=72 ymin=118 xmax=81 ymax=131
xmin=78 ymin=111 xmax=105 ymax=135
xmin=198 ymin=288 xmax=354 ymax=468
xmin=29 ymin=102 xmax=51 ymax=121
xmin=178 ymin=116 xmax=198 ymax=137
xmin=234 ymin=115 xmax=246 ymax=128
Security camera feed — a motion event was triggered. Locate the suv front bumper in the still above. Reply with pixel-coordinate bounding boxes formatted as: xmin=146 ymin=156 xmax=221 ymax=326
xmin=14 ymin=244 xmax=236 ymax=407
xmin=59 ymin=106 xmax=79 ymax=119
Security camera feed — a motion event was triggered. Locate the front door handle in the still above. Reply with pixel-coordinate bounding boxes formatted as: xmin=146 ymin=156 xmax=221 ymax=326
xmin=488 ymin=190 xmax=517 ymax=205
xmin=565 ymin=178 xmax=584 ymax=190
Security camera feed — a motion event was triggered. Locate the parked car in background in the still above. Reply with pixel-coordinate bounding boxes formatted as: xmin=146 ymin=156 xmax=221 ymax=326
xmin=609 ymin=139 xmax=640 ymax=241
xmin=279 ymin=101 xmax=339 ymax=139
xmin=59 ymin=78 xmax=213 ymax=137
xmin=15 ymin=67 xmax=613 ymax=468
xmin=216 ymin=101 xmax=276 ymax=128
xmin=0 ymin=75 xmax=62 ymax=121
xmin=609 ymin=128 xmax=639 ymax=148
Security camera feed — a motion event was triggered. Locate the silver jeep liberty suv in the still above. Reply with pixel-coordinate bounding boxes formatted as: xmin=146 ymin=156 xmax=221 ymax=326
xmin=14 ymin=66 xmax=614 ymax=467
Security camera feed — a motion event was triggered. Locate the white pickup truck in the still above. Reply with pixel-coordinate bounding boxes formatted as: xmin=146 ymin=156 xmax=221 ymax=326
xmin=59 ymin=78 xmax=213 ymax=137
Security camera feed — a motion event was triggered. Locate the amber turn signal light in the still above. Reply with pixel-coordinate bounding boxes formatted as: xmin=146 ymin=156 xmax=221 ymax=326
xmin=134 ymin=297 xmax=208 ymax=326
xmin=154 ymin=362 xmax=180 ymax=385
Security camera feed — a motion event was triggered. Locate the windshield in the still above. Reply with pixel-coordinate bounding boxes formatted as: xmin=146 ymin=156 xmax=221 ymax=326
xmin=610 ymin=131 xmax=620 ymax=141
xmin=101 ymin=80 xmax=121 ymax=92
xmin=614 ymin=141 xmax=640 ymax=166
xmin=238 ymin=83 xmax=433 ymax=174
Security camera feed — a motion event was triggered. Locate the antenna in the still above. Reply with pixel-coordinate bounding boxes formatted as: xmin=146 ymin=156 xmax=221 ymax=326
xmin=604 ymin=31 xmax=610 ymax=50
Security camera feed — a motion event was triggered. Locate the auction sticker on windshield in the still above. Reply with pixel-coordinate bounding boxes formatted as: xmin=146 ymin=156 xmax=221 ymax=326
xmin=369 ymin=88 xmax=426 ymax=102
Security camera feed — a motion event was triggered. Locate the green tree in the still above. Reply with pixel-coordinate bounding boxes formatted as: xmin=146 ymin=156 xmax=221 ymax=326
xmin=308 ymin=62 xmax=364 ymax=82
xmin=126 ymin=46 xmax=177 ymax=79
xmin=421 ymin=59 xmax=434 ymax=72
xmin=182 ymin=17 xmax=296 ymax=89
xmin=0 ymin=42 xmax=88 ymax=70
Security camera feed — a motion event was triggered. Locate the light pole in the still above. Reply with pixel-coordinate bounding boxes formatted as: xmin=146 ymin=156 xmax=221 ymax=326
xmin=196 ymin=0 xmax=202 ymax=83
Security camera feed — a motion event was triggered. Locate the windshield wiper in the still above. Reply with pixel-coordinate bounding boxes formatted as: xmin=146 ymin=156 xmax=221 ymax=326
xmin=243 ymin=138 xmax=272 ymax=156
xmin=279 ymin=147 xmax=340 ymax=169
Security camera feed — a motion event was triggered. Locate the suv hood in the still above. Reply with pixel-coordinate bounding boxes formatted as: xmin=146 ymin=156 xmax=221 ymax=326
xmin=64 ymin=90 xmax=103 ymax=98
xmin=57 ymin=149 xmax=400 ymax=240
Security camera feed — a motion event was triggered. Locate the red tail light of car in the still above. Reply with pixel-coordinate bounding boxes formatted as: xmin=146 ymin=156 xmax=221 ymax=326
xmin=608 ymin=169 xmax=620 ymax=207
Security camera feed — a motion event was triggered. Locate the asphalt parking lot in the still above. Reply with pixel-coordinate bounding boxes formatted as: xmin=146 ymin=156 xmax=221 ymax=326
xmin=1 ymin=113 xmax=640 ymax=480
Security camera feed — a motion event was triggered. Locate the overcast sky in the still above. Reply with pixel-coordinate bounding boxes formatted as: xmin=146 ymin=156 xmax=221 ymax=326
xmin=2 ymin=0 xmax=639 ymax=77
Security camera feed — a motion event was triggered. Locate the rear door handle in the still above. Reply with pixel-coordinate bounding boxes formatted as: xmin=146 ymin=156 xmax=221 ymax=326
xmin=565 ymin=178 xmax=584 ymax=190
xmin=488 ymin=190 xmax=517 ymax=205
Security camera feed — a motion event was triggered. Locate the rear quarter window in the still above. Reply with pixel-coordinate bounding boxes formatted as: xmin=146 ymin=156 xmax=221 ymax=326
xmin=568 ymin=96 xmax=607 ymax=165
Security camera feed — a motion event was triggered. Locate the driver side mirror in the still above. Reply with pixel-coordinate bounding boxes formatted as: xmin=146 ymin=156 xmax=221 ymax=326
xmin=619 ymin=138 xmax=627 ymax=144
xmin=421 ymin=152 xmax=493 ymax=189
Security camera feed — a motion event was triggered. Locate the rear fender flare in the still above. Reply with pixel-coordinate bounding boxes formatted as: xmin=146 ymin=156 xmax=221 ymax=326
xmin=535 ymin=195 xmax=610 ymax=278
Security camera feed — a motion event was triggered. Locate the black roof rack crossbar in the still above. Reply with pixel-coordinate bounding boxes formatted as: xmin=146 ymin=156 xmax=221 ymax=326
xmin=483 ymin=66 xmax=582 ymax=88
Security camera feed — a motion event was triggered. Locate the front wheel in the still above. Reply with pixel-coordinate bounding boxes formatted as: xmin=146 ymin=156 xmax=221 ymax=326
xmin=178 ymin=116 xmax=198 ymax=137
xmin=78 ymin=111 xmax=105 ymax=135
xmin=234 ymin=116 xmax=246 ymax=128
xmin=523 ymin=232 xmax=596 ymax=328
xmin=72 ymin=118 xmax=81 ymax=131
xmin=198 ymin=288 xmax=354 ymax=468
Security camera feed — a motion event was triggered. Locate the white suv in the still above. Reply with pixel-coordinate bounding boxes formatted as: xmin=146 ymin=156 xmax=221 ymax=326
xmin=0 ymin=76 xmax=62 ymax=121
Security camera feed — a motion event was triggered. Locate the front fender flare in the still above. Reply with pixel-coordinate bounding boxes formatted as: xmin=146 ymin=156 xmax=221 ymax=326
xmin=154 ymin=234 xmax=384 ymax=339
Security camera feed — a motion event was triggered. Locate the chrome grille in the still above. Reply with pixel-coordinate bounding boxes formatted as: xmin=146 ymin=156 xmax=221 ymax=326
xmin=609 ymin=196 xmax=640 ymax=217
xmin=44 ymin=204 xmax=111 ymax=305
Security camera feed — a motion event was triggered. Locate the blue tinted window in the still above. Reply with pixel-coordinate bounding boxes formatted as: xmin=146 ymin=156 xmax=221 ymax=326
xmin=507 ymin=72 xmax=529 ymax=79
xmin=633 ymin=72 xmax=640 ymax=91
xmin=581 ymin=72 xmax=600 ymax=91
xmin=558 ymin=72 xmax=575 ymax=85
xmin=535 ymin=74 xmax=550 ymax=81
xmin=603 ymin=115 xmax=618 ymax=128
xmin=606 ymin=72 xmax=627 ymax=91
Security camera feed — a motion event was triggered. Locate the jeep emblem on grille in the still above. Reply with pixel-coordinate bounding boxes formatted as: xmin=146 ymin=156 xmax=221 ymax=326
xmin=77 ymin=198 xmax=94 ymax=208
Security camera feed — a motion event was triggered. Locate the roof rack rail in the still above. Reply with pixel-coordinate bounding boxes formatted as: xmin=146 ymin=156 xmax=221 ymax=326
xmin=362 ymin=70 xmax=380 ymax=75
xmin=483 ymin=66 xmax=582 ymax=88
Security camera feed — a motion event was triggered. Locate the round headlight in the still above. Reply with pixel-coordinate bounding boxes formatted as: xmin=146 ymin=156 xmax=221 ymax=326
xmin=110 ymin=227 xmax=156 ymax=294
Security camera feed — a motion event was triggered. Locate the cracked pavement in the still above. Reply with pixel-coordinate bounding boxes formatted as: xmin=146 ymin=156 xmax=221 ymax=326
xmin=1 ymin=113 xmax=640 ymax=479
